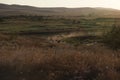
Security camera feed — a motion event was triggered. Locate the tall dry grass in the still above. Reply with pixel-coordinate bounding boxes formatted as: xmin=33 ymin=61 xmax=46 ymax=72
xmin=0 ymin=34 xmax=120 ymax=80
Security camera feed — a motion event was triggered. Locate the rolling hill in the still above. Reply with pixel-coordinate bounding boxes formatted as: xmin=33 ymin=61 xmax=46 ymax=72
xmin=0 ymin=3 xmax=120 ymax=17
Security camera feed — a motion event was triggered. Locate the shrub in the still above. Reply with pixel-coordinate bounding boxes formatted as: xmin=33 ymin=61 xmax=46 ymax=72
xmin=102 ymin=26 xmax=120 ymax=50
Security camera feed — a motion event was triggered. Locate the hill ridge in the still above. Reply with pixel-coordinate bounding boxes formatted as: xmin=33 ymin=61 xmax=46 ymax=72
xmin=0 ymin=3 xmax=120 ymax=17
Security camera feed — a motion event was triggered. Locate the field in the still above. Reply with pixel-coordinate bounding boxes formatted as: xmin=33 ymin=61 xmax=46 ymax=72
xmin=0 ymin=15 xmax=120 ymax=80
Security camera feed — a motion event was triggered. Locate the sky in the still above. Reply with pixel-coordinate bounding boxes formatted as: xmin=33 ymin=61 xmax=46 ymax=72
xmin=0 ymin=0 xmax=120 ymax=9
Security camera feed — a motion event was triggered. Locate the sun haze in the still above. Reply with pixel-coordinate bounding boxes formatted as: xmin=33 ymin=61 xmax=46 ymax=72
xmin=0 ymin=0 xmax=120 ymax=9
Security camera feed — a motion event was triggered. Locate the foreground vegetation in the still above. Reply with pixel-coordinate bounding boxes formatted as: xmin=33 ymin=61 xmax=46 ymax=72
xmin=0 ymin=34 xmax=120 ymax=80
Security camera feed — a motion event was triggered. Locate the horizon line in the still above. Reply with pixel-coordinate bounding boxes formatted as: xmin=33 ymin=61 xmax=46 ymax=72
xmin=0 ymin=3 xmax=120 ymax=10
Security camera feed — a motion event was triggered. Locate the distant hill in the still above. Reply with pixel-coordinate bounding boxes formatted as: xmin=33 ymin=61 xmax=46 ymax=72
xmin=0 ymin=3 xmax=120 ymax=17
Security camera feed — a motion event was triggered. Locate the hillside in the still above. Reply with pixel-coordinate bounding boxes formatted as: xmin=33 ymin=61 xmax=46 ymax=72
xmin=0 ymin=3 xmax=120 ymax=17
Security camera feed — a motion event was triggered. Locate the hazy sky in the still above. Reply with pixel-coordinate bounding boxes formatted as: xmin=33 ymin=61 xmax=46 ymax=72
xmin=0 ymin=0 xmax=120 ymax=9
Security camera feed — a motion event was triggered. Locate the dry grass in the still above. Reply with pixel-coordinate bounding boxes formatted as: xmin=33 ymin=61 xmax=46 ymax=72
xmin=0 ymin=34 xmax=120 ymax=80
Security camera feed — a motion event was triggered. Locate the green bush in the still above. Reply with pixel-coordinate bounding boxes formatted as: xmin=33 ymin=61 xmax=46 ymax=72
xmin=102 ymin=26 xmax=120 ymax=50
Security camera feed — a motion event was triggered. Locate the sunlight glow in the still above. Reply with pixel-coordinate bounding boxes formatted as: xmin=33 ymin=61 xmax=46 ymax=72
xmin=0 ymin=0 xmax=120 ymax=9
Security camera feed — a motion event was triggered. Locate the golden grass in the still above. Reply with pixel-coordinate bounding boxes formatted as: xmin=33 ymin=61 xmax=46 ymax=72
xmin=0 ymin=34 xmax=120 ymax=80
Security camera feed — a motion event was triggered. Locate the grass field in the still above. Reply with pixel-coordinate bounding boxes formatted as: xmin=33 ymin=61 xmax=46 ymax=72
xmin=0 ymin=15 xmax=120 ymax=80
xmin=0 ymin=16 xmax=115 ymax=34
